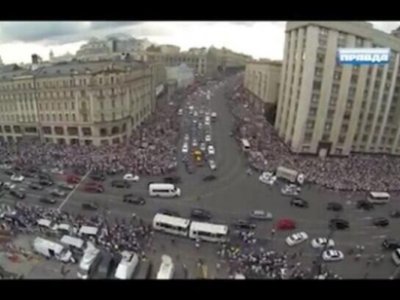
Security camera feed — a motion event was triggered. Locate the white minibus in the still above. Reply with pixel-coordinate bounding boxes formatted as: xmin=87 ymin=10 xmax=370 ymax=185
xmin=241 ymin=139 xmax=250 ymax=151
xmin=114 ymin=251 xmax=139 ymax=280
xmin=157 ymin=255 xmax=174 ymax=280
xmin=189 ymin=221 xmax=229 ymax=243
xmin=152 ymin=213 xmax=190 ymax=237
xmin=367 ymin=192 xmax=390 ymax=204
xmin=148 ymin=183 xmax=181 ymax=198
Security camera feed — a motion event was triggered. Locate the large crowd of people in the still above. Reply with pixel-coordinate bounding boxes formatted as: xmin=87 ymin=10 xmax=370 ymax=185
xmin=0 ymin=96 xmax=181 ymax=177
xmin=229 ymin=80 xmax=400 ymax=192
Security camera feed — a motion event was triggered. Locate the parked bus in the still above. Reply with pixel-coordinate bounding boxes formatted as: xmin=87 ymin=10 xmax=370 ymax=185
xmin=189 ymin=221 xmax=229 ymax=243
xmin=156 ymin=255 xmax=174 ymax=279
xmin=276 ymin=166 xmax=299 ymax=183
xmin=148 ymin=183 xmax=181 ymax=198
xmin=152 ymin=214 xmax=190 ymax=237
xmin=367 ymin=191 xmax=390 ymax=204
xmin=77 ymin=242 xmax=101 ymax=279
xmin=33 ymin=237 xmax=73 ymax=263
xmin=114 ymin=251 xmax=139 ymax=280
xmin=241 ymin=139 xmax=251 ymax=152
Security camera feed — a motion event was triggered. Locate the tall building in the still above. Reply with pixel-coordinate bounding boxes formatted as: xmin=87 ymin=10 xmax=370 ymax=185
xmin=244 ymin=59 xmax=282 ymax=119
xmin=0 ymin=56 xmax=155 ymax=146
xmin=275 ymin=21 xmax=400 ymax=157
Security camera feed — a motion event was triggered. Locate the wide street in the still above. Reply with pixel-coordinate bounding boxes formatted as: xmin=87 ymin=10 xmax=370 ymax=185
xmin=1 ymin=74 xmax=399 ymax=279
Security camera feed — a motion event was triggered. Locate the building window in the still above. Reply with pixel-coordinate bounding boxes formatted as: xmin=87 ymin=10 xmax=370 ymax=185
xmin=82 ymin=127 xmax=92 ymax=136
xmin=65 ymin=114 xmax=69 ymax=121
xmin=313 ymin=80 xmax=322 ymax=91
xmin=72 ymin=113 xmax=76 ymax=121
xmin=82 ymin=113 xmax=88 ymax=122
xmin=71 ymin=102 xmax=75 ymax=110
xmin=101 ymin=113 xmax=105 ymax=121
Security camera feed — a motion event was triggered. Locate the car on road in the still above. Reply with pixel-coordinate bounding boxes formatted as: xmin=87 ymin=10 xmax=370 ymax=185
xmin=232 ymin=220 xmax=256 ymax=231
xmin=9 ymin=189 xmax=25 ymax=200
xmin=372 ymin=217 xmax=389 ymax=227
xmin=178 ymin=109 xmax=183 ymax=116
xmin=327 ymin=202 xmax=343 ymax=212
xmin=390 ymin=210 xmax=400 ymax=218
xmin=39 ymin=197 xmax=57 ymax=205
xmin=66 ymin=175 xmax=80 ymax=184
xmin=21 ymin=170 xmax=35 ymax=178
xmin=205 ymin=134 xmax=212 ymax=143
xmin=329 ymin=218 xmax=349 ymax=230
xmin=356 ymin=200 xmax=374 ymax=211
xmin=200 ymin=143 xmax=206 ymax=152
xmin=3 ymin=182 xmax=16 ymax=190
xmin=3 ymin=170 xmax=13 ymax=176
xmin=50 ymin=168 xmax=64 ymax=175
xmin=190 ymin=209 xmax=212 ymax=221
xmin=82 ymin=202 xmax=98 ymax=211
xmin=281 ymin=184 xmax=301 ymax=196
xmin=58 ymin=183 xmax=75 ymax=191
xmin=286 ymin=232 xmax=308 ymax=246
xmin=276 ymin=219 xmax=296 ymax=230
xmin=84 ymin=183 xmax=104 ymax=193
xmin=322 ymin=250 xmax=344 ymax=262
xmin=29 ymin=182 xmax=44 ymax=191
xmin=39 ymin=178 xmax=53 ymax=186
xmin=163 ymin=176 xmax=181 ymax=184
xmin=184 ymin=134 xmax=190 ymax=142
xmin=249 ymin=210 xmax=273 ymax=221
xmin=123 ymin=194 xmax=146 ymax=205
xmin=123 ymin=173 xmax=139 ymax=182
xmin=182 ymin=143 xmax=189 ymax=154
xmin=50 ymin=189 xmax=66 ymax=197
xmin=382 ymin=238 xmax=400 ymax=250
xmin=111 ymin=180 xmax=130 ymax=188
xmin=311 ymin=238 xmax=335 ymax=249
xmin=203 ymin=174 xmax=217 ymax=182
xmin=258 ymin=172 xmax=276 ymax=185
xmin=192 ymin=139 xmax=198 ymax=147
xmin=90 ymin=173 xmax=106 ymax=181
xmin=207 ymin=145 xmax=215 ymax=156
xmin=290 ymin=197 xmax=309 ymax=208
xmin=10 ymin=174 xmax=24 ymax=182
xmin=158 ymin=209 xmax=180 ymax=217
xmin=208 ymin=159 xmax=217 ymax=171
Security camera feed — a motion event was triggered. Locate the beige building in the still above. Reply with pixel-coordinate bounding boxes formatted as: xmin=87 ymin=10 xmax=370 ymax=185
xmin=244 ymin=60 xmax=282 ymax=114
xmin=275 ymin=21 xmax=400 ymax=157
xmin=0 ymin=58 xmax=156 ymax=146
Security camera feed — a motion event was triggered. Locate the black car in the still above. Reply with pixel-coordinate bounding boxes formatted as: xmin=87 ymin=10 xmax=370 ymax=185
xmin=111 ymin=180 xmax=130 ymax=188
xmin=82 ymin=203 xmax=99 ymax=211
xmin=39 ymin=197 xmax=57 ymax=205
xmin=158 ymin=209 xmax=181 ymax=217
xmin=123 ymin=194 xmax=146 ymax=205
xmin=163 ymin=176 xmax=181 ymax=184
xmin=329 ymin=218 xmax=349 ymax=230
xmin=38 ymin=179 xmax=53 ymax=186
xmin=38 ymin=173 xmax=52 ymax=181
xmin=356 ymin=200 xmax=374 ymax=211
xmin=3 ymin=170 xmax=13 ymax=176
xmin=29 ymin=182 xmax=44 ymax=191
xmin=203 ymin=175 xmax=217 ymax=182
xmin=390 ymin=210 xmax=400 ymax=218
xmin=327 ymin=202 xmax=343 ymax=212
xmin=9 ymin=189 xmax=26 ymax=200
xmin=50 ymin=189 xmax=66 ymax=197
xmin=21 ymin=171 xmax=34 ymax=178
xmin=95 ymin=252 xmax=117 ymax=279
xmin=290 ymin=197 xmax=309 ymax=208
xmin=232 ymin=220 xmax=256 ymax=231
xmin=190 ymin=208 xmax=212 ymax=221
xmin=90 ymin=173 xmax=106 ymax=181
xmin=382 ymin=238 xmax=400 ymax=250
xmin=372 ymin=217 xmax=389 ymax=227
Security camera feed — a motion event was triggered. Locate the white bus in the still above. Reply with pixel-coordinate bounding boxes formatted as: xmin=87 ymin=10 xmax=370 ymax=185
xmin=77 ymin=242 xmax=101 ymax=279
xmin=156 ymin=255 xmax=174 ymax=280
xmin=114 ymin=251 xmax=139 ymax=280
xmin=152 ymin=213 xmax=190 ymax=237
xmin=241 ymin=139 xmax=250 ymax=151
xmin=33 ymin=237 xmax=73 ymax=263
xmin=276 ymin=166 xmax=299 ymax=183
xmin=367 ymin=191 xmax=390 ymax=204
xmin=189 ymin=221 xmax=229 ymax=243
xmin=78 ymin=225 xmax=99 ymax=237
xmin=148 ymin=183 xmax=181 ymax=198
xmin=60 ymin=235 xmax=85 ymax=251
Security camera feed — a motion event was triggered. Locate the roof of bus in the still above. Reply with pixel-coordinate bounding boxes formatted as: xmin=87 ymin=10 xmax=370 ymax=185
xmin=153 ymin=213 xmax=190 ymax=227
xmin=190 ymin=221 xmax=228 ymax=234
xmin=34 ymin=237 xmax=64 ymax=254
xmin=37 ymin=219 xmax=52 ymax=227
xmin=79 ymin=225 xmax=99 ymax=235
xmin=369 ymin=191 xmax=390 ymax=197
xmin=60 ymin=235 xmax=84 ymax=248
xmin=157 ymin=255 xmax=174 ymax=279
xmin=149 ymin=183 xmax=176 ymax=188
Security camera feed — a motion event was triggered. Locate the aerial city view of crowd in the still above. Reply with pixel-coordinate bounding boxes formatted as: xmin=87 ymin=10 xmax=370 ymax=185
xmin=229 ymin=81 xmax=400 ymax=193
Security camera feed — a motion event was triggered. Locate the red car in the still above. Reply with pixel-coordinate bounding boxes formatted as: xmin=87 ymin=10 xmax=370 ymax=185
xmin=276 ymin=219 xmax=296 ymax=230
xmin=66 ymin=175 xmax=80 ymax=184
xmin=83 ymin=182 xmax=104 ymax=193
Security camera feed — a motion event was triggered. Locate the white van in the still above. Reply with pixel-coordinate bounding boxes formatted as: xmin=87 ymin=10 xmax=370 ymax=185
xmin=78 ymin=225 xmax=99 ymax=237
xmin=33 ymin=237 xmax=73 ymax=263
xmin=189 ymin=221 xmax=229 ymax=243
xmin=367 ymin=192 xmax=390 ymax=204
xmin=114 ymin=251 xmax=139 ymax=280
xmin=393 ymin=249 xmax=400 ymax=266
xmin=152 ymin=213 xmax=190 ymax=237
xmin=77 ymin=242 xmax=101 ymax=279
xmin=148 ymin=183 xmax=181 ymax=198
xmin=60 ymin=235 xmax=85 ymax=251
xmin=156 ymin=255 xmax=174 ymax=279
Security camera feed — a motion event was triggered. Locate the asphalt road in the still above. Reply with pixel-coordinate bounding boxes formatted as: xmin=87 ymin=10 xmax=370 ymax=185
xmin=1 ymin=75 xmax=399 ymax=279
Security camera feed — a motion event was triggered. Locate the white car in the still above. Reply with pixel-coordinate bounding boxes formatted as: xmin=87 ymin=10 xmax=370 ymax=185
xmin=178 ymin=109 xmax=183 ymax=116
xmin=10 ymin=174 xmax=24 ymax=182
xmin=322 ymin=250 xmax=344 ymax=262
xmin=50 ymin=168 xmax=64 ymax=175
xmin=209 ymin=159 xmax=217 ymax=171
xmin=192 ymin=139 xmax=198 ymax=147
xmin=123 ymin=173 xmax=139 ymax=182
xmin=194 ymin=111 xmax=198 ymax=117
xmin=311 ymin=238 xmax=335 ymax=249
xmin=184 ymin=134 xmax=190 ymax=142
xmin=182 ymin=143 xmax=189 ymax=154
xmin=286 ymin=232 xmax=309 ymax=246
xmin=200 ymin=143 xmax=206 ymax=152
xmin=4 ymin=182 xmax=16 ymax=190
xmin=259 ymin=172 xmax=277 ymax=185
xmin=211 ymin=112 xmax=217 ymax=118
xmin=205 ymin=135 xmax=212 ymax=143
xmin=207 ymin=145 xmax=215 ymax=156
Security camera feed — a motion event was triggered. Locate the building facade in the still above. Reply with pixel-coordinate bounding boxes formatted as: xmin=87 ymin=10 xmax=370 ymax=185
xmin=275 ymin=21 xmax=400 ymax=157
xmin=0 ymin=58 xmax=154 ymax=146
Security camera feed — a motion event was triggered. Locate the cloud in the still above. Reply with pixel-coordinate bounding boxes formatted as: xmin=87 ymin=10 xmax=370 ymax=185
xmin=370 ymin=21 xmax=400 ymax=33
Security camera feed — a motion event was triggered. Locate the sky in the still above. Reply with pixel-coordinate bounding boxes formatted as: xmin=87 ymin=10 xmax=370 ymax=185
xmin=0 ymin=21 xmax=399 ymax=64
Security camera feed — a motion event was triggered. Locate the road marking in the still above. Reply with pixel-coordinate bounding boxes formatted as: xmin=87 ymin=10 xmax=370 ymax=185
xmin=57 ymin=167 xmax=92 ymax=211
